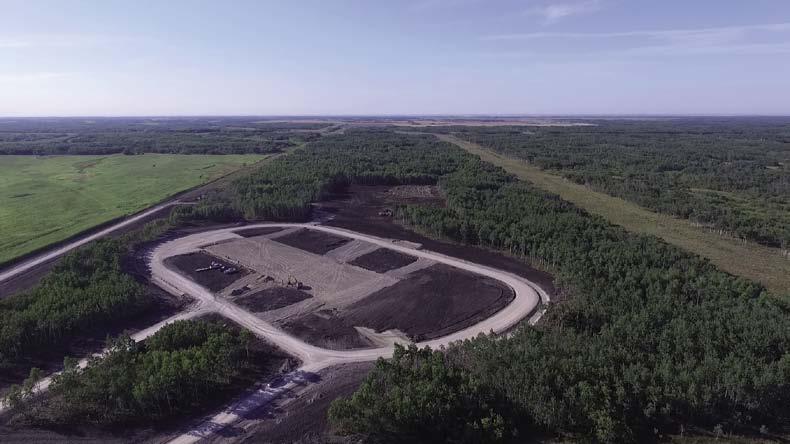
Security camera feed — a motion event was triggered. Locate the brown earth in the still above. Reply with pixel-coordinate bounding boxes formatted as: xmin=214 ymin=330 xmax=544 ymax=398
xmin=349 ymin=248 xmax=418 ymax=273
xmin=164 ymin=252 xmax=249 ymax=292
xmin=344 ymin=264 xmax=514 ymax=341
xmin=315 ymin=184 xmax=556 ymax=295
xmin=235 ymin=287 xmax=313 ymax=312
xmin=279 ymin=311 xmax=371 ymax=350
xmin=274 ymin=229 xmax=351 ymax=255
xmin=233 ymin=226 xmax=284 ymax=238
xmin=226 ymin=362 xmax=375 ymax=444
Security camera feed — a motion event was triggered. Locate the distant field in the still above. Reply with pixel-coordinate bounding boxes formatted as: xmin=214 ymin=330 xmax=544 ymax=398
xmin=0 ymin=154 xmax=264 ymax=264
xmin=438 ymin=134 xmax=790 ymax=296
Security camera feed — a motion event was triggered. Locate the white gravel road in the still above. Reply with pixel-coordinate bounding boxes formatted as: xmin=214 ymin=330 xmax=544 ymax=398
xmin=155 ymin=223 xmax=549 ymax=444
xmin=0 ymin=222 xmax=549 ymax=443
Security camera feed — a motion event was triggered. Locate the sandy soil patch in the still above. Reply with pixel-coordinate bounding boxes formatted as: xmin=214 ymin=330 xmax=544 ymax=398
xmin=206 ymin=237 xmax=399 ymax=308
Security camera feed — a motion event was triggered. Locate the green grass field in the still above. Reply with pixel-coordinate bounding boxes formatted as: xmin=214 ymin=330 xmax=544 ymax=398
xmin=0 ymin=154 xmax=265 ymax=264
xmin=437 ymin=134 xmax=790 ymax=296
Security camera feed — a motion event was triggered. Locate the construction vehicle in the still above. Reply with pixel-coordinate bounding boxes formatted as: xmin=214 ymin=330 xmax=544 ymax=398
xmin=286 ymin=274 xmax=304 ymax=289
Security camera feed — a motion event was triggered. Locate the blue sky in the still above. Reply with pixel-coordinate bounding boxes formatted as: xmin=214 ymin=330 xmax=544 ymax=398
xmin=1 ymin=0 xmax=789 ymax=116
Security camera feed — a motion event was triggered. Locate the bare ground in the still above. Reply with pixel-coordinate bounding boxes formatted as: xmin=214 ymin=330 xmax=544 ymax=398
xmin=278 ymin=311 xmax=372 ymax=351
xmin=315 ymin=184 xmax=556 ymax=295
xmin=344 ymin=263 xmax=514 ymax=341
xmin=234 ymin=227 xmax=284 ymax=238
xmin=274 ymin=229 xmax=351 ymax=255
xmin=235 ymin=287 xmax=313 ymax=312
xmin=164 ymin=252 xmax=249 ymax=292
xmin=349 ymin=248 xmax=418 ymax=273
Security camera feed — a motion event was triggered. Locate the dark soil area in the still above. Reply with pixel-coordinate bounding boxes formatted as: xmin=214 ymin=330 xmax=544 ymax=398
xmin=233 ymin=362 xmax=375 ymax=444
xmin=344 ymin=264 xmax=514 ymax=341
xmin=315 ymin=184 xmax=556 ymax=296
xmin=279 ymin=311 xmax=370 ymax=350
xmin=164 ymin=251 xmax=248 ymax=292
xmin=274 ymin=228 xmax=351 ymax=255
xmin=236 ymin=287 xmax=313 ymax=312
xmin=234 ymin=226 xmax=284 ymax=238
xmin=349 ymin=248 xmax=418 ymax=273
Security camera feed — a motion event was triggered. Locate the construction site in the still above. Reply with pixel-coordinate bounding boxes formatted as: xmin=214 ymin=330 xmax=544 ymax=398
xmin=164 ymin=225 xmax=516 ymax=350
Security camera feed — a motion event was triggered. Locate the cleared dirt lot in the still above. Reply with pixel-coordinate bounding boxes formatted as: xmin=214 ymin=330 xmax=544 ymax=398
xmin=233 ymin=226 xmax=284 ymax=238
xmin=280 ymin=312 xmax=372 ymax=350
xmin=206 ymin=237 xmax=398 ymax=307
xmin=274 ymin=228 xmax=351 ymax=255
xmin=164 ymin=252 xmax=248 ymax=292
xmin=316 ymin=184 xmax=556 ymax=295
xmin=344 ymin=264 xmax=514 ymax=341
xmin=349 ymin=247 xmax=418 ymax=273
xmin=235 ymin=287 xmax=312 ymax=312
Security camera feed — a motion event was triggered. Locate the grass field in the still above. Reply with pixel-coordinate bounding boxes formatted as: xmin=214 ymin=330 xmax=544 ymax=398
xmin=0 ymin=154 xmax=265 ymax=264
xmin=437 ymin=134 xmax=790 ymax=296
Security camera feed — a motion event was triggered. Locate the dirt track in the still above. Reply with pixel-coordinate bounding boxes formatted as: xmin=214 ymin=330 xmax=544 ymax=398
xmin=148 ymin=223 xmax=549 ymax=444
xmin=0 ymin=223 xmax=549 ymax=443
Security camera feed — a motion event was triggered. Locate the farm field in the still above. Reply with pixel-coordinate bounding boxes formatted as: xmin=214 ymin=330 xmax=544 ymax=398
xmin=437 ymin=134 xmax=790 ymax=296
xmin=0 ymin=154 xmax=265 ymax=264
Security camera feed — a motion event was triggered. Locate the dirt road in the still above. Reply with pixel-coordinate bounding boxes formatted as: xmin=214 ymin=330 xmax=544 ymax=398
xmin=152 ymin=223 xmax=549 ymax=443
xmin=0 ymin=200 xmax=183 ymax=285
xmin=1 ymin=223 xmax=548 ymax=441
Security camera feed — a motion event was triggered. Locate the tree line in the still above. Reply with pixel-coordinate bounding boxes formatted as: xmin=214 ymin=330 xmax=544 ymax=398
xmin=0 ymin=239 xmax=152 ymax=366
xmin=420 ymin=118 xmax=790 ymax=249
xmin=221 ymin=130 xmax=790 ymax=442
xmin=5 ymin=319 xmax=256 ymax=426
xmin=0 ymin=118 xmax=325 ymax=155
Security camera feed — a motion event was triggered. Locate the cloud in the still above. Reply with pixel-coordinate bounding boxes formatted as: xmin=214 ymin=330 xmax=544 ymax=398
xmin=0 ymin=72 xmax=73 ymax=83
xmin=525 ymin=0 xmax=602 ymax=24
xmin=484 ymin=22 xmax=790 ymax=42
xmin=0 ymin=34 xmax=107 ymax=50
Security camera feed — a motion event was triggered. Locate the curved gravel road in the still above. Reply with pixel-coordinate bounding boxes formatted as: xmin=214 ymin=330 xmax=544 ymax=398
xmin=153 ymin=223 xmax=549 ymax=444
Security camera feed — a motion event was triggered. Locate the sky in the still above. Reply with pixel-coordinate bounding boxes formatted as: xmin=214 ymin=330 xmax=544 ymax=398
xmin=1 ymin=0 xmax=789 ymax=116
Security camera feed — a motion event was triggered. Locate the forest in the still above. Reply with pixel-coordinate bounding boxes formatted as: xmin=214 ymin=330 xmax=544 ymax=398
xmin=184 ymin=129 xmax=790 ymax=442
xmin=171 ymin=130 xmax=465 ymax=222
xmin=5 ymin=319 xmax=255 ymax=426
xmin=2 ymin=128 xmax=788 ymax=441
xmin=0 ymin=239 xmax=152 ymax=367
xmin=0 ymin=117 xmax=325 ymax=155
xmin=419 ymin=118 xmax=790 ymax=249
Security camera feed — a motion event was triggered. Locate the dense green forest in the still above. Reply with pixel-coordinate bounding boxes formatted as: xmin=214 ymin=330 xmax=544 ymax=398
xmin=0 ymin=240 xmax=151 ymax=366
xmin=186 ymin=129 xmax=790 ymax=441
xmin=171 ymin=130 xmax=464 ymax=222
xmin=419 ymin=118 xmax=790 ymax=249
xmin=6 ymin=320 xmax=255 ymax=426
xmin=3 ymin=128 xmax=788 ymax=441
xmin=0 ymin=117 xmax=325 ymax=154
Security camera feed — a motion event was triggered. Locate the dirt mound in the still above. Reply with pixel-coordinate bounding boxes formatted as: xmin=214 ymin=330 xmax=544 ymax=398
xmin=279 ymin=311 xmax=370 ymax=350
xmin=274 ymin=228 xmax=351 ymax=255
xmin=235 ymin=287 xmax=312 ymax=312
xmin=234 ymin=226 xmax=284 ymax=238
xmin=164 ymin=252 xmax=247 ymax=292
xmin=349 ymin=248 xmax=418 ymax=273
xmin=343 ymin=264 xmax=514 ymax=341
